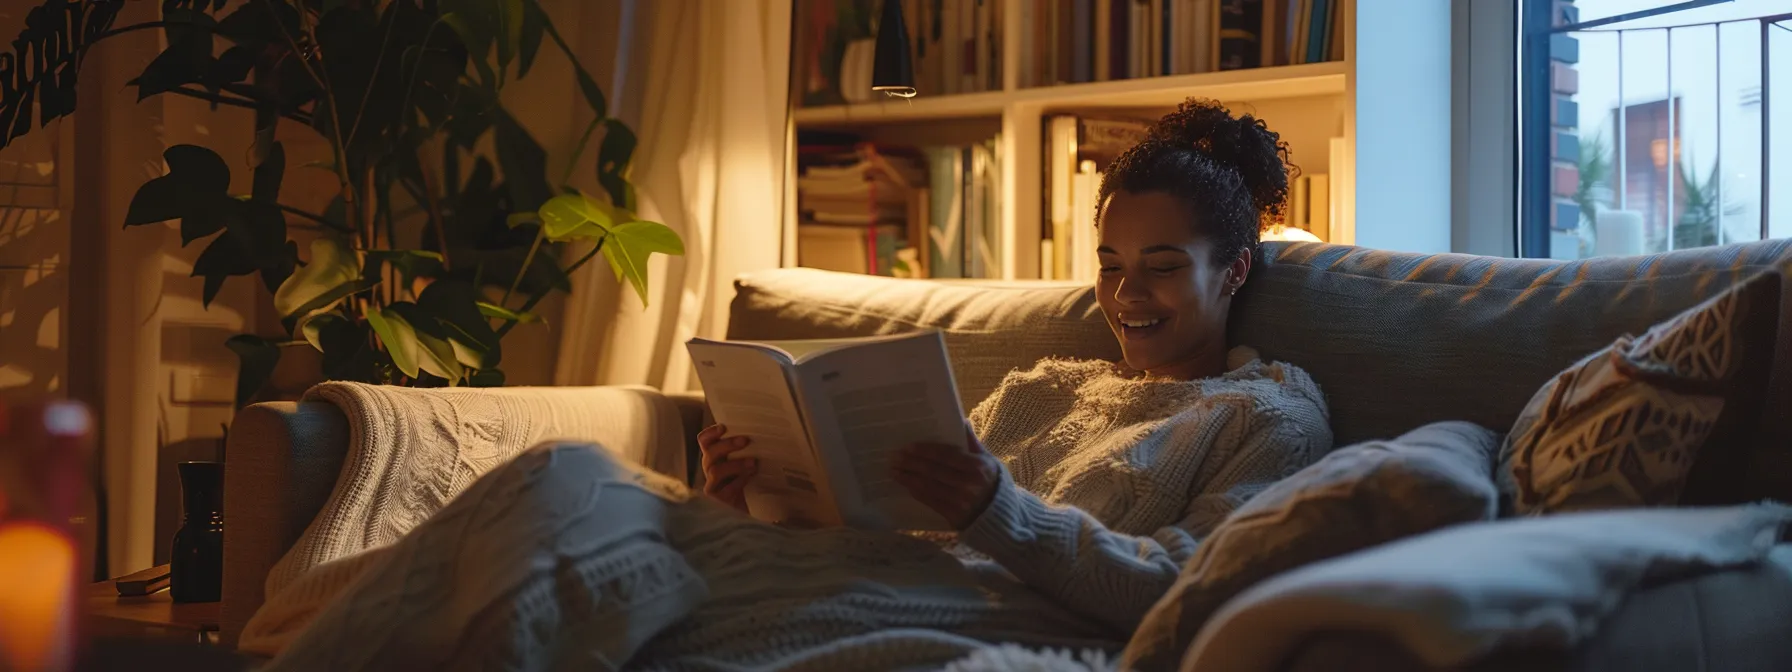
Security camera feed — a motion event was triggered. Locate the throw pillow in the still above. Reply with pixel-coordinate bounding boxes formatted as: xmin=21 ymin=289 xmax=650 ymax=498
xmin=1498 ymin=271 xmax=1781 ymax=515
xmin=1121 ymin=421 xmax=1502 ymax=672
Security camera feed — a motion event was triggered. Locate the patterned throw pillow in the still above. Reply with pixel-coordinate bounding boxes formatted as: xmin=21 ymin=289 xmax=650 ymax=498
xmin=1121 ymin=422 xmax=1502 ymax=672
xmin=1498 ymin=271 xmax=1781 ymax=515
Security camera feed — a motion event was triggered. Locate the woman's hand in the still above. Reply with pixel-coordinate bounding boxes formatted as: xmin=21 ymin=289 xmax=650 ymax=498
xmin=892 ymin=425 xmax=1002 ymax=530
xmin=698 ymin=424 xmax=757 ymax=513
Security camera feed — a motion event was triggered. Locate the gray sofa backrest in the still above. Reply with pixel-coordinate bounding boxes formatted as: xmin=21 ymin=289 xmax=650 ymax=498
xmin=729 ymin=240 xmax=1792 ymax=499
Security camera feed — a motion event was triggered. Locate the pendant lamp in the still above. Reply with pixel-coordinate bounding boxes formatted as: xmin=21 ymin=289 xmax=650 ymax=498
xmin=870 ymin=0 xmax=916 ymax=98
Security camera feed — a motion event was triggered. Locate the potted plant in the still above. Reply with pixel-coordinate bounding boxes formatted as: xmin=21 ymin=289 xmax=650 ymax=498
xmin=1 ymin=0 xmax=680 ymax=403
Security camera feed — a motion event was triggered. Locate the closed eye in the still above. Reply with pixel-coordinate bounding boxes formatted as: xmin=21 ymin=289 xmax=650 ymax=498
xmin=1149 ymin=266 xmax=1186 ymax=275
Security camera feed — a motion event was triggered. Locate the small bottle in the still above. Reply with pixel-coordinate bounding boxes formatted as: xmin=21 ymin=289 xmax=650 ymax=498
xmin=170 ymin=461 xmax=224 ymax=603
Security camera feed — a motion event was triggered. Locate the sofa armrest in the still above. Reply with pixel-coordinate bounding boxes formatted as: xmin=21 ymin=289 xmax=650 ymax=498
xmin=220 ymin=401 xmax=349 ymax=649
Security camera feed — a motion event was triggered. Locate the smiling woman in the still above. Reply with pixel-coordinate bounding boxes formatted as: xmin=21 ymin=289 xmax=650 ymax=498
xmin=1093 ymin=98 xmax=1292 ymax=381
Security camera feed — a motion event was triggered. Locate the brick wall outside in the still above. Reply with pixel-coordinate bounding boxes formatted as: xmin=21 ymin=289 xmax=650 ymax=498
xmin=1549 ymin=1 xmax=1583 ymax=258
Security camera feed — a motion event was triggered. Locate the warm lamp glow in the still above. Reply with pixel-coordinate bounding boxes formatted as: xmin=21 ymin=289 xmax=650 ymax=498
xmin=1262 ymin=225 xmax=1322 ymax=243
xmin=0 ymin=522 xmax=76 ymax=672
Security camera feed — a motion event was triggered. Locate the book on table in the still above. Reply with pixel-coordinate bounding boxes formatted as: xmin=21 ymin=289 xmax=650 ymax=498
xmin=685 ymin=330 xmax=966 ymax=531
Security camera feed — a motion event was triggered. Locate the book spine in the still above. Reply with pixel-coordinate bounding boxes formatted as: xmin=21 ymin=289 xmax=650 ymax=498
xmin=1095 ymin=0 xmax=1112 ymax=81
xmin=1073 ymin=0 xmax=1092 ymax=83
xmin=1307 ymin=0 xmax=1327 ymax=65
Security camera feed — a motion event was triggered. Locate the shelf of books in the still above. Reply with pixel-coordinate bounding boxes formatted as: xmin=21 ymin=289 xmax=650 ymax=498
xmin=787 ymin=0 xmax=1353 ymax=281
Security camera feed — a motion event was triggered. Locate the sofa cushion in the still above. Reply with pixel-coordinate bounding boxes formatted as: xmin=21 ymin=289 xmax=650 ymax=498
xmin=727 ymin=269 xmax=1120 ymax=410
xmin=1124 ymin=421 xmax=1501 ymax=671
xmin=1232 ymin=240 xmax=1792 ymax=501
xmin=1282 ymin=542 xmax=1792 ymax=672
xmin=1498 ymin=271 xmax=1781 ymax=514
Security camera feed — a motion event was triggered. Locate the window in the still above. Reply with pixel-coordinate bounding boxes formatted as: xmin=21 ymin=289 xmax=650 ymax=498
xmin=1520 ymin=0 xmax=1792 ymax=259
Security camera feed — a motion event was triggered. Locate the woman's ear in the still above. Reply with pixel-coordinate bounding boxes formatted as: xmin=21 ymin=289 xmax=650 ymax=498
xmin=1224 ymin=250 xmax=1253 ymax=296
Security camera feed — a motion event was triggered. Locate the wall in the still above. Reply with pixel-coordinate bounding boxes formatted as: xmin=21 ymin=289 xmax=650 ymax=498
xmin=1352 ymin=0 xmax=1454 ymax=254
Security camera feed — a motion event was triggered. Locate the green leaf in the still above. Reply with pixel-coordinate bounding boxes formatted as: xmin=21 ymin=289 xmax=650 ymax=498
xmin=274 ymin=237 xmax=362 ymax=319
xmin=191 ymin=230 xmax=260 ymax=307
xmin=365 ymin=306 xmax=420 ymax=379
xmin=418 ymin=279 xmax=502 ymax=368
xmin=388 ymin=302 xmax=466 ymax=382
xmin=308 ymin=314 xmax=375 ymax=381
xmin=367 ymin=249 xmax=446 ymax=287
xmin=516 ymin=0 xmax=546 ymax=78
xmin=596 ymin=119 xmax=637 ymax=209
xmin=496 ymin=0 xmax=523 ymax=73
xmin=505 ymin=212 xmax=541 ymax=229
xmin=477 ymin=301 xmax=541 ymax=324
xmin=536 ymin=192 xmax=618 ymax=241
xmin=125 ymin=178 xmax=185 ymax=231
xmin=215 ymin=1 xmax=302 ymax=47
xmin=286 ymin=278 xmax=376 ymax=332
xmin=299 ymin=312 xmax=344 ymax=352
xmin=225 ymin=334 xmax=281 ymax=409
xmin=601 ymin=220 xmax=684 ymax=306
xmin=205 ymin=45 xmax=258 ymax=95
xmin=127 ymin=145 xmax=233 ymax=241
xmin=441 ymin=10 xmax=498 ymax=87
xmin=135 ymin=24 xmax=214 ymax=99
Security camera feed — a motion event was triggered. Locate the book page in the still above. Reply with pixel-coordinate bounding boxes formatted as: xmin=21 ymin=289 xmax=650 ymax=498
xmin=790 ymin=331 xmax=961 ymax=531
xmin=685 ymin=340 xmax=841 ymax=528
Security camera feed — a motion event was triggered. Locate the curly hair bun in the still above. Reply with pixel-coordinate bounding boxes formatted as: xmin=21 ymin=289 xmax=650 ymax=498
xmin=1146 ymin=98 xmax=1291 ymax=223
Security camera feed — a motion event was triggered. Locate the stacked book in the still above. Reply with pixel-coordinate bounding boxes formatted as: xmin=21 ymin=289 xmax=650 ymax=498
xmin=796 ymin=145 xmax=928 ymax=277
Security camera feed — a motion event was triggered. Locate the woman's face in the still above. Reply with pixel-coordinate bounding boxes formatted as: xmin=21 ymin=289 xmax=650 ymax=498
xmin=1095 ymin=190 xmax=1249 ymax=380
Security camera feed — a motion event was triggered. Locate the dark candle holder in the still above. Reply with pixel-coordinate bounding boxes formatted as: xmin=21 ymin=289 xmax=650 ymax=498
xmin=170 ymin=461 xmax=223 ymax=603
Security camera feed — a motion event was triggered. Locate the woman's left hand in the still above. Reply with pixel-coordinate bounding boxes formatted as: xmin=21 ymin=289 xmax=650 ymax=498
xmin=892 ymin=425 xmax=1003 ymax=530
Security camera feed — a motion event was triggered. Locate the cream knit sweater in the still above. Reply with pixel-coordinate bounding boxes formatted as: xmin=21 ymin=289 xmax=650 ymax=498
xmin=243 ymin=350 xmax=1330 ymax=671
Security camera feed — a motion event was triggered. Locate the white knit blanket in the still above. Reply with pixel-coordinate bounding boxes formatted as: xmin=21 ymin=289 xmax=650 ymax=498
xmin=255 ymin=382 xmax=688 ymax=609
xmin=240 ymin=354 xmax=1332 ymax=669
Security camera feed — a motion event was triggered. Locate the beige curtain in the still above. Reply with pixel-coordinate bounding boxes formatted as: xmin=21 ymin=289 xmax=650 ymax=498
xmin=555 ymin=0 xmax=791 ymax=393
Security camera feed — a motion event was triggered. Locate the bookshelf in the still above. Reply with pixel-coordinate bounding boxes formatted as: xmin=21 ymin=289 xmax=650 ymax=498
xmin=783 ymin=0 xmax=1358 ymax=281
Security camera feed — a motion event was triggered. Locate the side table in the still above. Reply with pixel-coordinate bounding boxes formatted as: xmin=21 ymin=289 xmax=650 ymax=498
xmin=85 ymin=570 xmax=221 ymax=646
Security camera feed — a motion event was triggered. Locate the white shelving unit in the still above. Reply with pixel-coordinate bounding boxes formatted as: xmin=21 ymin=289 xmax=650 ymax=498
xmin=784 ymin=0 xmax=1359 ymax=280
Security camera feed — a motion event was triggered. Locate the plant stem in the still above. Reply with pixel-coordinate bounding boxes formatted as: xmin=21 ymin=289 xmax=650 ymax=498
xmin=278 ymin=204 xmax=349 ymax=232
xmin=562 ymin=116 xmax=602 ymax=186
xmin=417 ymin=141 xmax=452 ymax=265
xmin=500 ymin=226 xmax=546 ymax=308
xmin=158 ymin=86 xmax=312 ymax=126
xmin=259 ymin=0 xmax=355 ymax=224
xmin=495 ymin=238 xmax=603 ymax=338
xmin=344 ymin=1 xmax=400 ymax=150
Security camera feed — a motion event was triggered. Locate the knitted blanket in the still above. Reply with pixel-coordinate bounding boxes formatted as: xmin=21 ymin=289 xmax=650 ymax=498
xmin=241 ymin=352 xmax=1332 ymax=670
xmin=251 ymin=382 xmax=689 ymax=617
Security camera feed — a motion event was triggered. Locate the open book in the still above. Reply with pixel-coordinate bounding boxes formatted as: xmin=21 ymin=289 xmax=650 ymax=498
xmin=686 ymin=330 xmax=966 ymax=531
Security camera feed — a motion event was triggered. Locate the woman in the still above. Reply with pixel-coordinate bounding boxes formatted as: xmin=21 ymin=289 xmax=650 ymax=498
xmin=242 ymin=99 xmax=1332 ymax=671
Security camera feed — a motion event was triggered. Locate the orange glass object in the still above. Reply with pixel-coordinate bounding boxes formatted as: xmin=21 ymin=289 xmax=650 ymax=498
xmin=0 ymin=400 xmax=95 ymax=672
xmin=0 ymin=522 xmax=76 ymax=671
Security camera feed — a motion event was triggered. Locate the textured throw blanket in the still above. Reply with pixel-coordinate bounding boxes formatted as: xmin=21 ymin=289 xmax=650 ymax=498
xmin=240 ymin=381 xmax=689 ymax=653
xmin=240 ymin=352 xmax=1334 ymax=670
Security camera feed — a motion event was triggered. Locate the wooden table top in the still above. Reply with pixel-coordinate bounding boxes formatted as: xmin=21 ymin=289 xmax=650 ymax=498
xmin=86 ymin=578 xmax=220 ymax=633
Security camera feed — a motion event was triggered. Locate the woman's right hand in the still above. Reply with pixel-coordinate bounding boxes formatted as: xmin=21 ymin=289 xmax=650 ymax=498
xmin=697 ymin=423 xmax=757 ymax=513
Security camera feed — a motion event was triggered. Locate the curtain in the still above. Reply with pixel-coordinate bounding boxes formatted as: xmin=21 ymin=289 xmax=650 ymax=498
xmin=554 ymin=0 xmax=792 ymax=393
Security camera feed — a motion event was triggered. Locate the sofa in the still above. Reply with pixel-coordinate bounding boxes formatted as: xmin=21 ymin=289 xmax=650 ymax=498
xmin=221 ymin=239 xmax=1792 ymax=669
